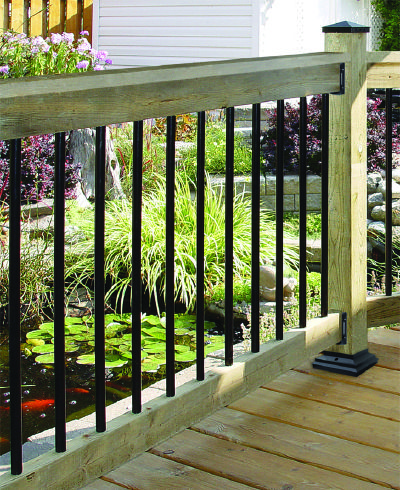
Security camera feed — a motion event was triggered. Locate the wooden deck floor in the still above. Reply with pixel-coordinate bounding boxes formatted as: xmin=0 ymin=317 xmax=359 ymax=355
xmin=83 ymin=328 xmax=400 ymax=490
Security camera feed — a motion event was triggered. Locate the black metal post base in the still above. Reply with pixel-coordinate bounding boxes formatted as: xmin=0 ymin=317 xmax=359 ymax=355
xmin=313 ymin=349 xmax=378 ymax=377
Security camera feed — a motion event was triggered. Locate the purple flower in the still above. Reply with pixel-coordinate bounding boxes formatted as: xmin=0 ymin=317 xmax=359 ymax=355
xmin=31 ymin=36 xmax=44 ymax=46
xmin=31 ymin=46 xmax=39 ymax=54
xmin=96 ymin=50 xmax=108 ymax=60
xmin=50 ymin=33 xmax=62 ymax=45
xmin=93 ymin=64 xmax=103 ymax=71
xmin=80 ymin=30 xmax=89 ymax=36
xmin=77 ymin=40 xmax=91 ymax=53
xmin=0 ymin=65 xmax=9 ymax=74
xmin=105 ymin=58 xmax=113 ymax=65
xmin=41 ymin=43 xmax=50 ymax=53
xmin=76 ymin=60 xmax=89 ymax=70
xmin=62 ymin=32 xmax=74 ymax=43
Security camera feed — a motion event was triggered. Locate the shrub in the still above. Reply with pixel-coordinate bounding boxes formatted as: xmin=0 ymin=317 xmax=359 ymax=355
xmin=261 ymin=95 xmax=400 ymax=175
xmin=0 ymin=135 xmax=80 ymax=203
xmin=0 ymin=30 xmax=113 ymax=202
xmin=65 ymin=175 xmax=299 ymax=313
xmin=371 ymin=0 xmax=400 ymax=51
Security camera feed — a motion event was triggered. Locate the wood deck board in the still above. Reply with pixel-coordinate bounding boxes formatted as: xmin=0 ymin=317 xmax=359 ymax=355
xmin=262 ymin=369 xmax=400 ymax=421
xmin=84 ymin=328 xmax=400 ymax=490
xmin=192 ymin=408 xmax=400 ymax=488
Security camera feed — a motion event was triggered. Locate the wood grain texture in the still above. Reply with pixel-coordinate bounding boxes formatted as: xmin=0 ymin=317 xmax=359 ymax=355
xmin=66 ymin=0 xmax=79 ymax=39
xmin=29 ymin=0 xmax=44 ymax=37
xmin=150 ymin=429 xmax=388 ymax=490
xmin=263 ymin=369 xmax=400 ymax=420
xmin=325 ymin=32 xmax=368 ymax=355
xmin=368 ymin=327 xmax=400 ymax=348
xmin=367 ymin=62 xmax=400 ymax=89
xmin=48 ymin=0 xmax=62 ymax=34
xmin=295 ymin=360 xmax=400 ymax=395
xmin=102 ymin=452 xmax=253 ymax=490
xmin=10 ymin=0 xmax=23 ymax=32
xmin=193 ymin=408 xmax=400 ymax=489
xmin=83 ymin=0 xmax=93 ymax=44
xmin=367 ymin=294 xmax=400 ymax=328
xmin=0 ymin=52 xmax=348 ymax=139
xmin=229 ymin=388 xmax=400 ymax=453
xmin=0 ymin=318 xmax=340 ymax=489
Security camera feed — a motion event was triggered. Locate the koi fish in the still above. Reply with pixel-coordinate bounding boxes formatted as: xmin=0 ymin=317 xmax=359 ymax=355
xmin=0 ymin=437 xmax=9 ymax=444
xmin=0 ymin=399 xmax=54 ymax=412
xmin=66 ymin=388 xmax=90 ymax=394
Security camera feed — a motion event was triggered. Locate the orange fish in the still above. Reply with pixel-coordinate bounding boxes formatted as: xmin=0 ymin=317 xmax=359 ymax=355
xmin=66 ymin=388 xmax=90 ymax=394
xmin=0 ymin=399 xmax=54 ymax=412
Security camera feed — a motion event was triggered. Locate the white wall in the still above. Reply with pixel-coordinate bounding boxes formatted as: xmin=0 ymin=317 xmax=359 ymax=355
xmin=93 ymin=0 xmax=260 ymax=69
xmin=259 ymin=0 xmax=372 ymax=57
xmin=93 ymin=0 xmax=373 ymax=69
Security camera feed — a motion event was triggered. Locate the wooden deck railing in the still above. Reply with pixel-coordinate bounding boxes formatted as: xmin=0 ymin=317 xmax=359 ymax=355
xmin=0 ymin=23 xmax=399 ymax=489
xmin=0 ymin=0 xmax=93 ymax=44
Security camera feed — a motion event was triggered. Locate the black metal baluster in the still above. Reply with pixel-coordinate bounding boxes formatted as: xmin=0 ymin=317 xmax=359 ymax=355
xmin=299 ymin=97 xmax=307 ymax=328
xmin=132 ymin=121 xmax=143 ymax=413
xmin=166 ymin=115 xmax=176 ymax=397
xmin=276 ymin=101 xmax=284 ymax=340
xmin=386 ymin=88 xmax=393 ymax=296
xmin=321 ymin=94 xmax=329 ymax=317
xmin=54 ymin=132 xmax=66 ymax=452
xmin=225 ymin=107 xmax=235 ymax=366
xmin=9 ymin=138 xmax=22 ymax=475
xmin=251 ymin=103 xmax=260 ymax=352
xmin=95 ymin=126 xmax=106 ymax=432
xmin=196 ymin=112 xmax=205 ymax=381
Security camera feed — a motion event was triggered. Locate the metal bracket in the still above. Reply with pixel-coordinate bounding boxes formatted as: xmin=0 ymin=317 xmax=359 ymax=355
xmin=331 ymin=63 xmax=345 ymax=95
xmin=337 ymin=312 xmax=347 ymax=345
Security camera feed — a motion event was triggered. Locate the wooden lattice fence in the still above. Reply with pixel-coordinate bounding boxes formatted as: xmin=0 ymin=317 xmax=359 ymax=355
xmin=0 ymin=0 xmax=93 ymax=44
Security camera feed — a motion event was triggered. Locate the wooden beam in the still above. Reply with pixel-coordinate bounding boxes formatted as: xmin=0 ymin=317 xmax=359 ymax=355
xmin=66 ymin=0 xmax=79 ymax=40
xmin=29 ymin=0 xmax=44 ymax=37
xmin=325 ymin=32 xmax=369 ymax=355
xmin=366 ymin=51 xmax=400 ymax=88
xmin=367 ymin=294 xmax=400 ymax=328
xmin=82 ymin=0 xmax=93 ymax=45
xmin=0 ymin=52 xmax=348 ymax=140
xmin=10 ymin=0 xmax=24 ymax=32
xmin=0 ymin=314 xmax=340 ymax=489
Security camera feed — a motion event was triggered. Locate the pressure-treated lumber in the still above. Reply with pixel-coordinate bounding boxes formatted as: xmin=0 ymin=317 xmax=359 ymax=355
xmin=48 ymin=0 xmax=63 ymax=34
xmin=10 ymin=0 xmax=24 ymax=32
xmin=66 ymin=0 xmax=79 ymax=39
xmin=325 ymin=32 xmax=369 ymax=355
xmin=367 ymin=50 xmax=400 ymax=88
xmin=0 ymin=315 xmax=340 ymax=489
xmin=367 ymin=294 xmax=400 ymax=328
xmin=0 ymin=52 xmax=348 ymax=140
xmin=193 ymin=408 xmax=400 ymax=489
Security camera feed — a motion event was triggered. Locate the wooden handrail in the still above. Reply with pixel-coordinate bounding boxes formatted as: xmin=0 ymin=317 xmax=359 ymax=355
xmin=0 ymin=51 xmax=348 ymax=140
xmin=366 ymin=50 xmax=400 ymax=88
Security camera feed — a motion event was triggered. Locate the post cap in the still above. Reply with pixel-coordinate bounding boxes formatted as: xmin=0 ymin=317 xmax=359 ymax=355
xmin=322 ymin=21 xmax=370 ymax=33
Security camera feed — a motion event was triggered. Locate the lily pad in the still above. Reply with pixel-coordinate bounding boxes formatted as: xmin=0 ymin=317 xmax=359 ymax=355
xmin=26 ymin=330 xmax=52 ymax=340
xmin=35 ymin=353 xmax=55 ymax=364
xmin=32 ymin=344 xmax=55 ymax=354
xmin=143 ymin=342 xmax=165 ymax=354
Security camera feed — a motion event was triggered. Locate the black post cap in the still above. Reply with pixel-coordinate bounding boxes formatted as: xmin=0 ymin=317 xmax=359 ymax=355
xmin=323 ymin=21 xmax=370 ymax=33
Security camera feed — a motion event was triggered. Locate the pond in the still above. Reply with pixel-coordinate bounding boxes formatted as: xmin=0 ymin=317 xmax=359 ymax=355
xmin=0 ymin=312 xmax=226 ymax=457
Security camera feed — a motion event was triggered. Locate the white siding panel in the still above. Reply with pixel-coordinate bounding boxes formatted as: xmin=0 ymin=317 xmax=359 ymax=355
xmin=96 ymin=0 xmax=257 ymax=68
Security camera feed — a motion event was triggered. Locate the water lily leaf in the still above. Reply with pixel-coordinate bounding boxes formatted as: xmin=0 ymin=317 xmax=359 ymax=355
xmin=26 ymin=338 xmax=45 ymax=346
xmin=26 ymin=330 xmax=52 ymax=340
xmin=32 ymin=344 xmax=54 ymax=354
xmin=76 ymin=354 xmax=95 ymax=365
xmin=73 ymin=334 xmax=93 ymax=342
xmin=39 ymin=322 xmax=55 ymax=331
xmin=144 ymin=342 xmax=165 ymax=354
xmin=141 ymin=358 xmax=162 ymax=372
xmin=175 ymin=351 xmax=196 ymax=362
xmin=66 ymin=324 xmax=88 ymax=335
xmin=143 ymin=326 xmax=166 ymax=341
xmin=105 ymin=338 xmax=125 ymax=346
xmin=174 ymin=344 xmax=190 ymax=353
xmin=35 ymin=353 xmax=55 ymax=364
xmin=142 ymin=315 xmax=162 ymax=326
xmin=65 ymin=342 xmax=79 ymax=353
xmin=105 ymin=354 xmax=128 ymax=368
xmin=65 ymin=317 xmax=86 ymax=325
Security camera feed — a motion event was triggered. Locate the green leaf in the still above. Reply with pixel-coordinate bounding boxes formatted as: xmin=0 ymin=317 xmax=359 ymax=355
xmin=26 ymin=338 xmax=45 ymax=346
xmin=32 ymin=344 xmax=54 ymax=354
xmin=142 ymin=326 xmax=166 ymax=341
xmin=65 ymin=342 xmax=79 ymax=353
xmin=142 ymin=315 xmax=162 ymax=326
xmin=65 ymin=317 xmax=86 ymax=325
xmin=175 ymin=351 xmax=196 ymax=362
xmin=39 ymin=322 xmax=55 ymax=331
xmin=144 ymin=342 xmax=165 ymax=354
xmin=141 ymin=358 xmax=162 ymax=372
xmin=76 ymin=354 xmax=95 ymax=365
xmin=105 ymin=354 xmax=128 ymax=368
xmin=35 ymin=353 xmax=55 ymax=364
xmin=26 ymin=330 xmax=52 ymax=340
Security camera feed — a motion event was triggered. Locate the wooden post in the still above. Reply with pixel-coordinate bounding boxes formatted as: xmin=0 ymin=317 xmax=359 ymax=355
xmin=313 ymin=21 xmax=378 ymax=376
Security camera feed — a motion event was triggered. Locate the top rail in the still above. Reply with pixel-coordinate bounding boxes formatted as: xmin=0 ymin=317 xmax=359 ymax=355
xmin=0 ymin=51 xmax=348 ymax=139
xmin=367 ymin=51 xmax=400 ymax=88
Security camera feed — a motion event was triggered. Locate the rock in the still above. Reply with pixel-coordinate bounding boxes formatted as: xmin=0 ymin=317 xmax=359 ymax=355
xmin=259 ymin=265 xmax=296 ymax=302
xmin=392 ymin=168 xmax=400 ymax=183
xmin=377 ymin=180 xmax=400 ymax=199
xmin=367 ymin=173 xmax=383 ymax=194
xmin=368 ymin=192 xmax=384 ymax=209
xmin=371 ymin=201 xmax=400 ymax=225
xmin=367 ymin=220 xmax=386 ymax=237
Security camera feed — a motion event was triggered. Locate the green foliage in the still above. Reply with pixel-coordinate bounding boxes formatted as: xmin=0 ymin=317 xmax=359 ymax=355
xmin=283 ymin=212 xmax=322 ymax=240
xmin=209 ymin=278 xmax=252 ymax=304
xmin=372 ymin=0 xmax=400 ymax=51
xmin=66 ymin=175 xmax=298 ymax=313
xmin=25 ymin=313 xmax=224 ymax=372
xmin=178 ymin=123 xmax=253 ymax=179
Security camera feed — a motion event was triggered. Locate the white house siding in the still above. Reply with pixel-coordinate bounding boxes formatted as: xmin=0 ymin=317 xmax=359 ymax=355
xmin=93 ymin=0 xmax=260 ymax=69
